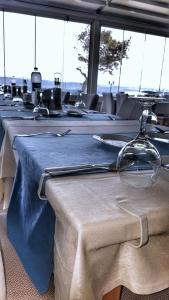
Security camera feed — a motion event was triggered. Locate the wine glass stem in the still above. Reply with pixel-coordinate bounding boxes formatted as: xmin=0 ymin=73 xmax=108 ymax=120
xmin=137 ymin=102 xmax=153 ymax=139
xmin=139 ymin=108 xmax=149 ymax=137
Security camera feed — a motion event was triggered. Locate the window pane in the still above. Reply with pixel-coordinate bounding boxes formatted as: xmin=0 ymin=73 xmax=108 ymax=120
xmin=36 ymin=17 xmax=64 ymax=87
xmin=120 ymin=31 xmax=145 ymax=93
xmin=160 ymin=38 xmax=169 ymax=93
xmin=36 ymin=17 xmax=89 ymax=92
xmin=0 ymin=12 xmax=4 ymax=86
xmin=140 ymin=34 xmax=165 ymax=91
xmin=63 ymin=22 xmax=89 ymax=92
xmin=4 ymin=12 xmax=34 ymax=85
xmin=97 ymin=27 xmax=124 ymax=95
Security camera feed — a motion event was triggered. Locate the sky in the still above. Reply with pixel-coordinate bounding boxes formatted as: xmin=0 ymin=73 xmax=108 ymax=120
xmin=0 ymin=11 xmax=169 ymax=91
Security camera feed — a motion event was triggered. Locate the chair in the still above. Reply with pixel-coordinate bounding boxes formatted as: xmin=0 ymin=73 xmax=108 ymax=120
xmin=116 ymin=93 xmax=142 ymax=119
xmin=81 ymin=93 xmax=99 ymax=110
xmin=153 ymin=102 xmax=169 ymax=116
xmin=101 ymin=93 xmax=116 ymax=114
xmin=0 ymin=211 xmax=54 ymax=300
xmin=63 ymin=92 xmax=70 ymax=104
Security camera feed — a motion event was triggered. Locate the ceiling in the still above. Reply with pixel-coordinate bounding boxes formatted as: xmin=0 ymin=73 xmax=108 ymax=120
xmin=0 ymin=0 xmax=169 ymax=35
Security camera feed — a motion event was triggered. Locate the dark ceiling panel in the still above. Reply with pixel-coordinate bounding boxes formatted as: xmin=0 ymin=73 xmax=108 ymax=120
xmin=0 ymin=0 xmax=168 ymax=36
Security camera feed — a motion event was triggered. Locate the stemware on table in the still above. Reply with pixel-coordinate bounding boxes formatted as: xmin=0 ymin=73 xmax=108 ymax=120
xmin=75 ymin=90 xmax=86 ymax=108
xmin=116 ymin=97 xmax=165 ymax=188
xmin=33 ymin=90 xmax=49 ymax=117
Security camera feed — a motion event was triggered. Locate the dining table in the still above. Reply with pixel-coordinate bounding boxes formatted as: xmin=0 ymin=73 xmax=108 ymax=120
xmin=1 ymin=103 xmax=169 ymax=300
xmin=0 ymin=103 xmax=126 ymax=207
xmin=0 ymin=116 xmax=169 ymax=299
xmin=0 ymin=118 xmax=140 ymax=209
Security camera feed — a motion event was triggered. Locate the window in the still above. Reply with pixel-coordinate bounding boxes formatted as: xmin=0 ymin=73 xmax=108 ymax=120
xmin=36 ymin=17 xmax=89 ymax=91
xmin=97 ymin=26 xmax=169 ymax=95
xmin=0 ymin=11 xmax=169 ymax=94
xmin=120 ymin=31 xmax=145 ymax=93
xmin=4 ymin=12 xmax=34 ymax=85
xmin=0 ymin=12 xmax=4 ymax=86
xmin=159 ymin=38 xmax=169 ymax=93
xmin=1 ymin=12 xmax=89 ymax=93
xmin=140 ymin=34 xmax=165 ymax=91
xmin=97 ymin=27 xmax=124 ymax=95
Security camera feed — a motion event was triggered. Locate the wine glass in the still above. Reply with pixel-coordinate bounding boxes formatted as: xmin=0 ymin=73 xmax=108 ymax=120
xmin=33 ymin=90 xmax=49 ymax=118
xmin=75 ymin=90 xmax=86 ymax=108
xmin=12 ymin=86 xmax=23 ymax=105
xmin=3 ymin=85 xmax=12 ymax=99
xmin=116 ymin=97 xmax=162 ymax=188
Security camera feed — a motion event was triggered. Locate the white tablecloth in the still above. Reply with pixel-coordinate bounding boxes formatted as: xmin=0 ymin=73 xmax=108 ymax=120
xmin=45 ymin=172 xmax=169 ymax=300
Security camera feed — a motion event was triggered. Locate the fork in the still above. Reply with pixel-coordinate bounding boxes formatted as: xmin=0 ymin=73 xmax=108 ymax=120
xmin=12 ymin=129 xmax=71 ymax=149
xmin=155 ymin=126 xmax=169 ymax=134
xmin=14 ymin=129 xmax=71 ymax=138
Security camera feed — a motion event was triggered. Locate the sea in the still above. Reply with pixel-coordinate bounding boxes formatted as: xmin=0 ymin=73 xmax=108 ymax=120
xmin=0 ymin=77 xmax=168 ymax=96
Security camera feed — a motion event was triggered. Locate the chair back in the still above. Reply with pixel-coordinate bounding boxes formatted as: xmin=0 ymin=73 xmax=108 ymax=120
xmin=63 ymin=92 xmax=70 ymax=104
xmin=116 ymin=93 xmax=141 ymax=119
xmin=101 ymin=93 xmax=116 ymax=114
xmin=81 ymin=93 xmax=99 ymax=110
xmin=153 ymin=102 xmax=169 ymax=115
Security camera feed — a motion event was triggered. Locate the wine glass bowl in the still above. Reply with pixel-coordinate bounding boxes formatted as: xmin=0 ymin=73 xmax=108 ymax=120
xmin=116 ymin=96 xmax=163 ymax=188
xmin=117 ymin=137 xmax=161 ymax=188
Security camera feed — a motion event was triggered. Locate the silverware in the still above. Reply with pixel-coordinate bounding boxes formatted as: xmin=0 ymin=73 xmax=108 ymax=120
xmin=155 ymin=126 xmax=169 ymax=134
xmin=45 ymin=162 xmax=117 ymax=176
xmin=14 ymin=129 xmax=71 ymax=138
xmin=1 ymin=116 xmax=34 ymax=120
xmin=149 ymin=136 xmax=169 ymax=143
xmin=12 ymin=129 xmax=71 ymax=150
xmin=38 ymin=162 xmax=117 ymax=200
xmin=108 ymin=115 xmax=115 ymax=120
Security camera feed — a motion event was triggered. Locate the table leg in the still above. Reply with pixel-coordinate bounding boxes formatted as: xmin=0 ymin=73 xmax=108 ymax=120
xmin=0 ymin=179 xmax=4 ymax=203
xmin=103 ymin=286 xmax=122 ymax=300
xmin=3 ymin=177 xmax=13 ymax=210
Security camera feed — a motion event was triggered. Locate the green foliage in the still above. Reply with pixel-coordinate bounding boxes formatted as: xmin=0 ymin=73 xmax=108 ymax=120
xmin=75 ymin=26 xmax=130 ymax=79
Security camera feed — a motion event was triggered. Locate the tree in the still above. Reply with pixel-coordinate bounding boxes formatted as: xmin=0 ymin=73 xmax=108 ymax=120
xmin=75 ymin=26 xmax=131 ymax=91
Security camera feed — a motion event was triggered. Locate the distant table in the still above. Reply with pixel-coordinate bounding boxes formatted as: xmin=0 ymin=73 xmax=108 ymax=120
xmin=157 ymin=115 xmax=169 ymax=126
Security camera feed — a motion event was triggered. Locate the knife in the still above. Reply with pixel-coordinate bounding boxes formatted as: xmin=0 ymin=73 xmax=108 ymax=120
xmin=38 ymin=163 xmax=117 ymax=200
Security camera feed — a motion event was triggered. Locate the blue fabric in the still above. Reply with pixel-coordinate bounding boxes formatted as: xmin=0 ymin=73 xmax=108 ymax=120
xmin=43 ymin=112 xmax=116 ymax=121
xmin=7 ymin=133 xmax=169 ymax=293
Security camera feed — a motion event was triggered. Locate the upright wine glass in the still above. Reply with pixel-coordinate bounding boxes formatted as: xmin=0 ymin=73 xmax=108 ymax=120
xmin=33 ymin=90 xmax=49 ymax=118
xmin=75 ymin=90 xmax=86 ymax=108
xmin=12 ymin=86 xmax=23 ymax=105
xmin=116 ymin=97 xmax=162 ymax=188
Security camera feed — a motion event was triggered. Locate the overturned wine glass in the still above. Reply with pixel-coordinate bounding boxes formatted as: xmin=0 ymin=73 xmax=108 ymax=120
xmin=33 ymin=90 xmax=49 ymax=119
xmin=116 ymin=97 xmax=161 ymax=188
